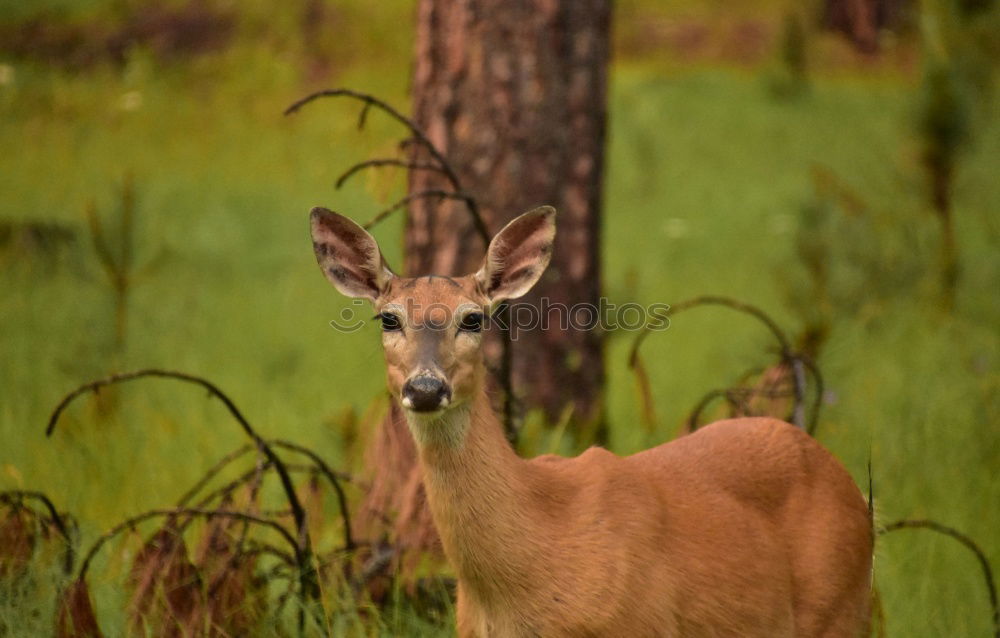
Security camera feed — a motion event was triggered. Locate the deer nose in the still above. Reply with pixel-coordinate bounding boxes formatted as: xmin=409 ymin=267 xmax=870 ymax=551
xmin=401 ymin=375 xmax=451 ymax=412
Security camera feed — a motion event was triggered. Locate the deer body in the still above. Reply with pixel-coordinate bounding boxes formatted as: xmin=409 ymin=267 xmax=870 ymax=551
xmin=310 ymin=206 xmax=872 ymax=637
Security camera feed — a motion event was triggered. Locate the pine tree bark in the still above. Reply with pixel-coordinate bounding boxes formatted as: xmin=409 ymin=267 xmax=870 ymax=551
xmin=406 ymin=0 xmax=610 ymax=427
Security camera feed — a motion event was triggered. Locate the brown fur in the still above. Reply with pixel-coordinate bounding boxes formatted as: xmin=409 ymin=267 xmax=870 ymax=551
xmin=310 ymin=206 xmax=873 ymax=637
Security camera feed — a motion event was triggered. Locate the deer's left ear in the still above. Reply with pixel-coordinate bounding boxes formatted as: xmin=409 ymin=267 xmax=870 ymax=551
xmin=474 ymin=206 xmax=555 ymax=306
xmin=310 ymin=207 xmax=394 ymax=302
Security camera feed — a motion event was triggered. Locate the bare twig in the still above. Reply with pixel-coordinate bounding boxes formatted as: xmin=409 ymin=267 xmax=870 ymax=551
xmin=77 ymin=508 xmax=298 ymax=581
xmin=335 ymin=159 xmax=446 ymax=190
xmin=45 ymin=369 xmax=318 ymax=600
xmin=0 ymin=490 xmax=76 ymax=574
xmin=798 ymin=355 xmax=824 ymax=436
xmin=686 ymin=386 xmax=797 ymax=431
xmin=880 ymin=519 xmax=998 ymax=638
xmin=627 ymin=350 xmax=657 ymax=433
xmin=242 ymin=540 xmax=296 ymax=568
xmin=362 ymin=190 xmax=484 ymax=239
xmin=284 ymin=89 xmax=463 ymax=199
xmin=271 ymin=439 xmax=355 ymax=552
xmin=351 ymin=540 xmax=395 ymax=595
xmin=628 ymin=296 xmax=825 ymax=434
xmin=175 ymin=443 xmax=255 ymax=508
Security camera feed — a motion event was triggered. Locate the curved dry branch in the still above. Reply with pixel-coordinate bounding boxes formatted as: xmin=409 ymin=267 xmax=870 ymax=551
xmin=44 ymin=369 xmax=317 ymax=599
xmin=362 ymin=190 xmax=485 ymax=239
xmin=0 ymin=489 xmax=76 ymax=574
xmin=628 ymin=296 xmax=821 ymax=433
xmin=686 ymin=386 xmax=797 ymax=431
xmin=629 ymin=350 xmax=657 ymax=433
xmin=77 ymin=508 xmax=298 ymax=581
xmin=284 ymin=89 xmax=460 ymax=190
xmin=242 ymin=539 xmax=296 ymax=569
xmin=629 ymin=295 xmax=791 ymax=357
xmin=351 ymin=540 xmax=395 ymax=595
xmin=284 ymin=88 xmax=490 ymax=243
xmin=798 ymin=355 xmax=824 ymax=436
xmin=335 ymin=159 xmax=446 ymax=190
xmin=880 ymin=519 xmax=998 ymax=638
xmin=175 ymin=443 xmax=256 ymax=508
xmin=271 ymin=439 xmax=355 ymax=552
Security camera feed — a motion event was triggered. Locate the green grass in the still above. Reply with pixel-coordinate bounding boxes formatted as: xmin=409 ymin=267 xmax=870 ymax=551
xmin=1 ymin=2 xmax=998 ymax=635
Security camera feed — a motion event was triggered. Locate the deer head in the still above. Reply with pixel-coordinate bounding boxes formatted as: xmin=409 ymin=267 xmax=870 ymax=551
xmin=310 ymin=206 xmax=555 ymax=427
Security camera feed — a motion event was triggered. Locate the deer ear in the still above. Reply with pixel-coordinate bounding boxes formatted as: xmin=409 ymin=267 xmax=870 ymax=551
xmin=474 ymin=206 xmax=555 ymax=305
xmin=310 ymin=207 xmax=394 ymax=302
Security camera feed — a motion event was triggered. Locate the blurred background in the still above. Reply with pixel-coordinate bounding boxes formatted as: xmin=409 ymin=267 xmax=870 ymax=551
xmin=0 ymin=0 xmax=997 ymax=635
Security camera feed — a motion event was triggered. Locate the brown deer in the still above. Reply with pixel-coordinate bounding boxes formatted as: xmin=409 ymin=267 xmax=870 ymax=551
xmin=309 ymin=205 xmax=872 ymax=637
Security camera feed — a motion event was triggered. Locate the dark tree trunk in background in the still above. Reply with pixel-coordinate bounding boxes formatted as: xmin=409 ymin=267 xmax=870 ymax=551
xmin=823 ymin=0 xmax=910 ymax=53
xmin=407 ymin=0 xmax=610 ymax=428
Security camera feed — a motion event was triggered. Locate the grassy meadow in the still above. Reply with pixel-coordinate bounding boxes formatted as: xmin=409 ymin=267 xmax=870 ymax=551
xmin=1 ymin=0 xmax=998 ymax=635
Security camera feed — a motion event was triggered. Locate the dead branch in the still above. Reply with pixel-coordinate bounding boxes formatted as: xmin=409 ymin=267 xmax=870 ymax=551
xmin=686 ymin=386 xmax=797 ymax=432
xmin=351 ymin=539 xmax=395 ymax=596
xmin=335 ymin=159 xmax=446 ymax=190
xmin=361 ymin=190 xmax=483 ymax=238
xmin=174 ymin=443 xmax=255 ymax=508
xmin=284 ymin=89 xmax=462 ymax=200
xmin=1 ymin=489 xmax=76 ymax=574
xmin=627 ymin=295 xmax=824 ymax=433
xmin=631 ymin=350 xmax=657 ymax=433
xmin=77 ymin=508 xmax=298 ymax=582
xmin=271 ymin=439 xmax=355 ymax=552
xmin=44 ymin=369 xmax=318 ymax=600
xmin=798 ymin=355 xmax=824 ymax=436
xmin=880 ymin=519 xmax=998 ymax=638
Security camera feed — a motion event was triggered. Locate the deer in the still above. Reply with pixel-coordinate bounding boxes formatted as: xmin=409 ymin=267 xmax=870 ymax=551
xmin=309 ymin=205 xmax=873 ymax=637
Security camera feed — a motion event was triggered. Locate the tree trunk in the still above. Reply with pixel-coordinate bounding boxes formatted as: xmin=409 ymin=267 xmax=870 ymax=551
xmin=823 ymin=0 xmax=910 ymax=53
xmin=406 ymin=0 xmax=609 ymax=429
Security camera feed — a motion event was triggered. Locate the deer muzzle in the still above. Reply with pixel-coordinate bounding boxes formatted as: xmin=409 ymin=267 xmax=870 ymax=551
xmin=401 ymin=374 xmax=452 ymax=413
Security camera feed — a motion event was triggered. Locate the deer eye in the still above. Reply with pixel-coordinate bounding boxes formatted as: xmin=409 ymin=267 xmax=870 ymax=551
xmin=458 ymin=312 xmax=484 ymax=333
xmin=378 ymin=312 xmax=402 ymax=332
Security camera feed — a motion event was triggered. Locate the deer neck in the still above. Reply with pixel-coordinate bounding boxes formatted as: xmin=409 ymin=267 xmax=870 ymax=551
xmin=405 ymin=389 xmax=542 ymax=601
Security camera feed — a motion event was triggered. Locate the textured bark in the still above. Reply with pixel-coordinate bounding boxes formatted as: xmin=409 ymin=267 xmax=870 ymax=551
xmin=407 ymin=0 xmax=609 ymax=426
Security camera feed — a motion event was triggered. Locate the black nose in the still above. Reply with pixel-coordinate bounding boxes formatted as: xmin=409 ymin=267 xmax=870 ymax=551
xmin=402 ymin=375 xmax=451 ymax=412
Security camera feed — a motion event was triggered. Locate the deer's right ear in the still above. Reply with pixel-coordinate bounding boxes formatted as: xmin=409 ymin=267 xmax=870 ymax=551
xmin=310 ymin=207 xmax=393 ymax=302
